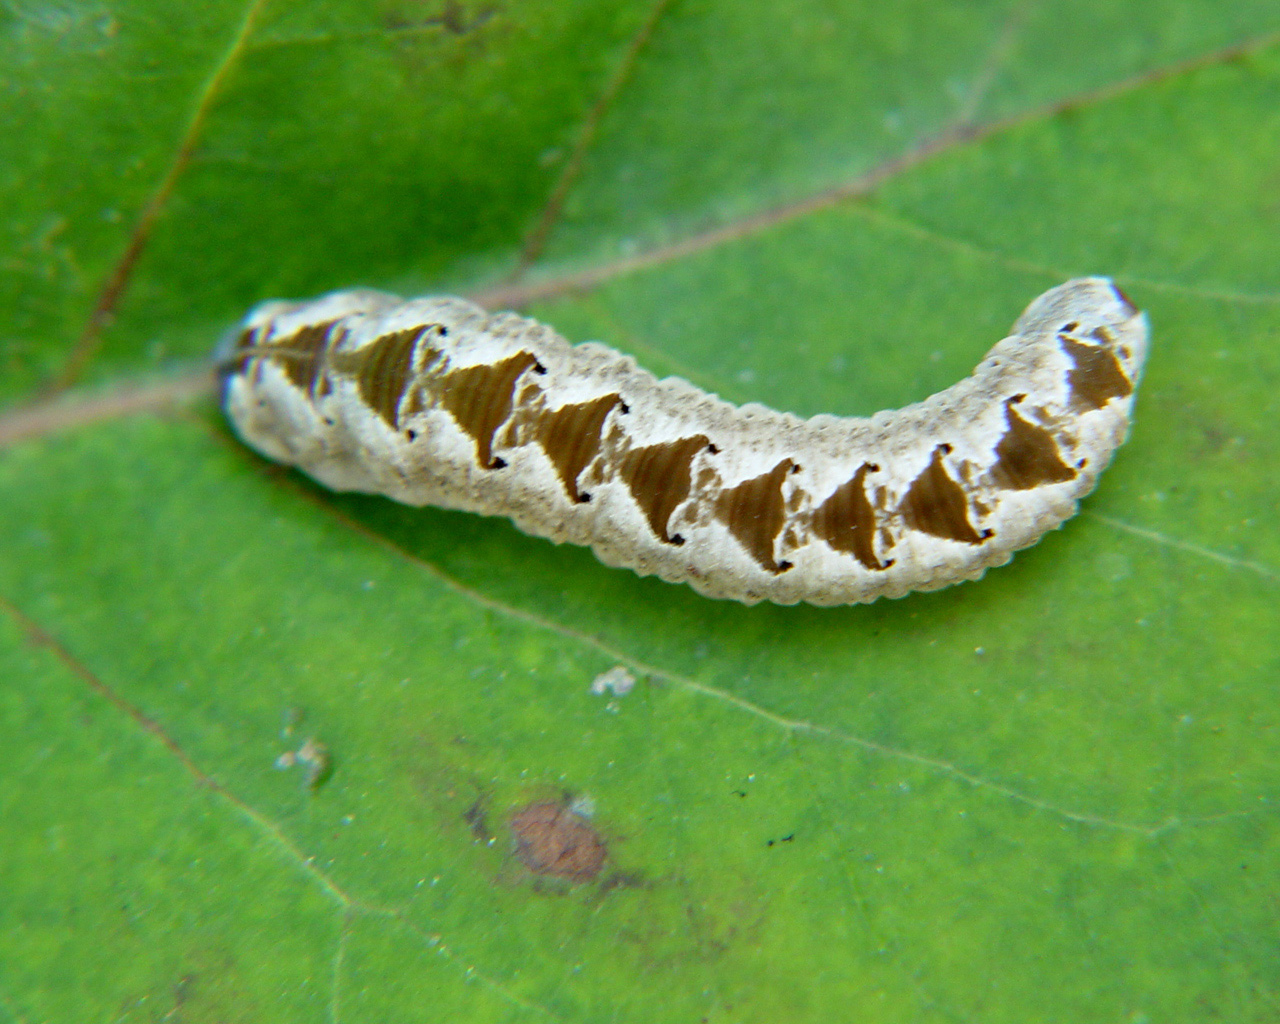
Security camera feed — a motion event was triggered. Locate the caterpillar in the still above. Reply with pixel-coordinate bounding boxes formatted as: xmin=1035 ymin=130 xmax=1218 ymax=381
xmin=221 ymin=278 xmax=1148 ymax=606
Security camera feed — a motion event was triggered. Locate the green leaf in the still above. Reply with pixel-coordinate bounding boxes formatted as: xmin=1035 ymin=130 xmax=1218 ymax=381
xmin=3 ymin=2 xmax=1278 ymax=1020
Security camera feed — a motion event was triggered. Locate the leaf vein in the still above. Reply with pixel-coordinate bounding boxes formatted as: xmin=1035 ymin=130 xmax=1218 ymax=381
xmin=50 ymin=0 xmax=273 ymax=393
xmin=511 ymin=0 xmax=679 ymax=278
xmin=473 ymin=27 xmax=1280 ymax=313
xmin=0 ymin=589 xmax=561 ymax=1020
xmin=297 ymin=489 xmax=1193 ymax=838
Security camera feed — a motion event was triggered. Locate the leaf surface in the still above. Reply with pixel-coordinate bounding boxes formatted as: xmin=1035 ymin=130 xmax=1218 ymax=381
xmin=2 ymin=2 xmax=1278 ymax=1020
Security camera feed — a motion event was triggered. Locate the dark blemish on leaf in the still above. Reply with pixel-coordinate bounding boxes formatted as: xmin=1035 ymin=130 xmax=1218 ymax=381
xmin=464 ymin=798 xmax=493 ymax=844
xmin=510 ymin=800 xmax=606 ymax=882
xmin=384 ymin=1 xmax=497 ymax=37
xmin=599 ymin=870 xmax=647 ymax=894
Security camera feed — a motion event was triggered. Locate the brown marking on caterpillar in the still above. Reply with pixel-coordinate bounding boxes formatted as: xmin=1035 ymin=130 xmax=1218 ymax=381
xmin=617 ymin=434 xmax=710 ymax=544
xmin=401 ymin=383 xmax=425 ymax=422
xmin=715 ymin=457 xmax=796 ymax=573
xmin=434 ymin=351 xmax=541 ymax=468
xmin=332 ymin=326 xmax=435 ymax=428
xmin=811 ymin=463 xmax=892 ymax=570
xmin=269 ymin=320 xmax=339 ymax=396
xmin=990 ymin=397 xmax=1078 ymax=490
xmin=228 ymin=327 xmax=259 ymax=377
xmin=1059 ymin=335 xmax=1133 ymax=412
xmin=900 ymin=445 xmax=992 ymax=545
xmin=534 ymin=393 xmax=624 ymax=502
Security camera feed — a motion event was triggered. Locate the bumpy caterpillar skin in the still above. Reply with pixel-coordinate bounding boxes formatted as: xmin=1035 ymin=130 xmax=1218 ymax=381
xmin=222 ymin=278 xmax=1148 ymax=606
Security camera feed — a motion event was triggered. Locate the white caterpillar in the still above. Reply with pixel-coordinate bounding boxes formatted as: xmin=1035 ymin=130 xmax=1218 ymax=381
xmin=221 ymin=278 xmax=1148 ymax=606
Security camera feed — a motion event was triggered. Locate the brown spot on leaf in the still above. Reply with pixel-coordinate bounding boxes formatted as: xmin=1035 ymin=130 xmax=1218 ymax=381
xmin=534 ymin=393 xmax=624 ymax=501
xmin=617 ymin=435 xmax=710 ymax=544
xmin=812 ymin=463 xmax=892 ymax=570
xmin=715 ymin=459 xmax=795 ymax=573
xmin=436 ymin=351 xmax=541 ymax=467
xmin=990 ymin=398 xmax=1077 ymax=490
xmin=510 ymin=801 xmax=606 ymax=882
xmin=1060 ymin=336 xmax=1132 ymax=412
xmin=900 ymin=445 xmax=991 ymax=544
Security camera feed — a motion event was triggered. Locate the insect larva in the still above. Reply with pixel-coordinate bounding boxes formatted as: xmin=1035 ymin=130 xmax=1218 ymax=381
xmin=221 ymin=277 xmax=1148 ymax=606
